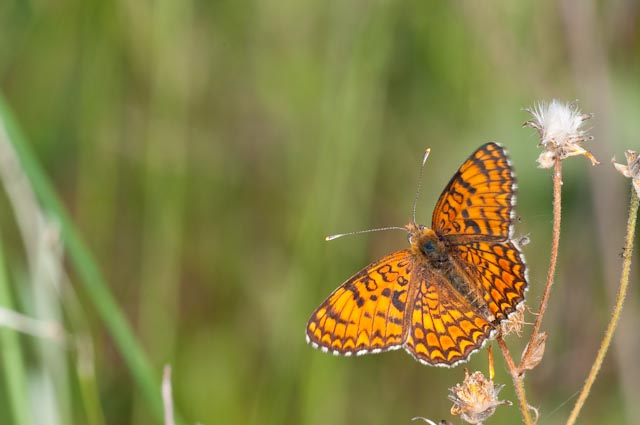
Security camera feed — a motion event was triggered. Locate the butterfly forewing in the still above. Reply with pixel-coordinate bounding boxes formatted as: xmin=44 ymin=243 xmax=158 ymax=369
xmin=306 ymin=250 xmax=413 ymax=355
xmin=432 ymin=143 xmax=515 ymax=242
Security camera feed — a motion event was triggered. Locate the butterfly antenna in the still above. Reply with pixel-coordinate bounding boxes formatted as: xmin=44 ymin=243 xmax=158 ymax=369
xmin=325 ymin=226 xmax=406 ymax=241
xmin=412 ymin=148 xmax=431 ymax=225
xmin=327 ymin=148 xmax=430 ymax=242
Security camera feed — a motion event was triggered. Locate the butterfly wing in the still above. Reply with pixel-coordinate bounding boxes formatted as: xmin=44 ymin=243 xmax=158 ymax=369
xmin=432 ymin=142 xmax=515 ymax=243
xmin=455 ymin=241 xmax=527 ymax=322
xmin=404 ymin=265 xmax=494 ymax=367
xmin=306 ymin=250 xmax=414 ymax=355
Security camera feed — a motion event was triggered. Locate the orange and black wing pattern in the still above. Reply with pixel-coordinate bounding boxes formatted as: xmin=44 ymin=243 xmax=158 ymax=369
xmin=306 ymin=250 xmax=413 ymax=355
xmin=308 ymin=143 xmax=527 ymax=368
xmin=404 ymin=265 xmax=494 ymax=367
xmin=432 ymin=143 xmax=515 ymax=243
xmin=455 ymin=241 xmax=527 ymax=322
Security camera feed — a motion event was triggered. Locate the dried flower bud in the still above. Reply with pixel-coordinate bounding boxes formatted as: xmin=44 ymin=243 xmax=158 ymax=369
xmin=613 ymin=150 xmax=640 ymax=198
xmin=523 ymin=100 xmax=599 ymax=168
xmin=536 ymin=150 xmax=556 ymax=169
xmin=519 ymin=331 xmax=547 ymax=377
xmin=501 ymin=305 xmax=526 ymax=337
xmin=449 ymin=369 xmax=511 ymax=424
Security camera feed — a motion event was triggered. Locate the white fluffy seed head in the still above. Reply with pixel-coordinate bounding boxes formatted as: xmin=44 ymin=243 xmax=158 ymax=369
xmin=524 ymin=100 xmax=599 ymax=168
xmin=526 ymin=100 xmax=590 ymax=147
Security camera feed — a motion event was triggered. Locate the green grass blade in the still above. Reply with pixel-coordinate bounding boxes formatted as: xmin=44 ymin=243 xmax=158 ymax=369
xmin=0 ymin=234 xmax=31 ymax=425
xmin=0 ymin=93 xmax=170 ymax=423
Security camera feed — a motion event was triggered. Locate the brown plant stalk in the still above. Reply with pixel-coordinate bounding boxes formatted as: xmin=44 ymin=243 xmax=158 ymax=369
xmin=496 ymin=335 xmax=533 ymax=425
xmin=495 ymin=100 xmax=597 ymax=425
xmin=496 ymin=157 xmax=563 ymax=425
xmin=522 ymin=157 xmax=563 ymax=364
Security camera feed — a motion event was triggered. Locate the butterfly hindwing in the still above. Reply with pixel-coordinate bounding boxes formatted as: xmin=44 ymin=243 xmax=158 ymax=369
xmin=404 ymin=265 xmax=494 ymax=367
xmin=455 ymin=241 xmax=527 ymax=322
xmin=306 ymin=250 xmax=413 ymax=355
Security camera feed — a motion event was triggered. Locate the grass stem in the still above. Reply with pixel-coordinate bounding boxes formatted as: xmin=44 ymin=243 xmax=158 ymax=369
xmin=566 ymin=187 xmax=639 ymax=425
xmin=0 ymin=95 xmax=169 ymax=423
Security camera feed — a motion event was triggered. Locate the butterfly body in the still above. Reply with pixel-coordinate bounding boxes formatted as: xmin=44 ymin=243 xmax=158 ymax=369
xmin=408 ymin=222 xmax=497 ymax=321
xmin=307 ymin=143 xmax=527 ymax=367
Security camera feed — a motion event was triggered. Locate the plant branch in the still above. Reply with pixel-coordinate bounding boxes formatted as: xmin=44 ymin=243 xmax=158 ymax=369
xmin=505 ymin=156 xmax=562 ymax=424
xmin=523 ymin=157 xmax=562 ymax=362
xmin=566 ymin=188 xmax=639 ymax=425
xmin=497 ymin=336 xmax=533 ymax=425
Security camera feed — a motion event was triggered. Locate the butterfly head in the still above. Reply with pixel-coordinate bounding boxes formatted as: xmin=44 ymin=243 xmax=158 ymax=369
xmin=406 ymin=222 xmax=451 ymax=270
xmin=405 ymin=222 xmax=424 ymax=244
xmin=406 ymin=222 xmax=435 ymax=247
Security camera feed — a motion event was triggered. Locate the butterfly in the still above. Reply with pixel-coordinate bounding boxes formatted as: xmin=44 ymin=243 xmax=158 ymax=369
xmin=306 ymin=143 xmax=528 ymax=367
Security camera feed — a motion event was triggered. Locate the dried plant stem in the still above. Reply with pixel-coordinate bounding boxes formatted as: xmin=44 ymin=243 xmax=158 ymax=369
xmin=524 ymin=158 xmax=563 ymax=360
xmin=496 ymin=336 xmax=533 ymax=425
xmin=162 ymin=365 xmax=175 ymax=425
xmin=566 ymin=188 xmax=639 ymax=425
xmin=0 ymin=306 xmax=66 ymax=342
xmin=499 ymin=158 xmax=563 ymax=425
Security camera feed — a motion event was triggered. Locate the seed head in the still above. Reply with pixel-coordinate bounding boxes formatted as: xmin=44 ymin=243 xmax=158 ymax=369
xmin=523 ymin=100 xmax=599 ymax=168
xmin=449 ymin=369 xmax=511 ymax=424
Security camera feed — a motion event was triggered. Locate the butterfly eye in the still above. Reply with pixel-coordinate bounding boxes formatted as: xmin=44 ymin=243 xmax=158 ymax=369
xmin=423 ymin=240 xmax=435 ymax=252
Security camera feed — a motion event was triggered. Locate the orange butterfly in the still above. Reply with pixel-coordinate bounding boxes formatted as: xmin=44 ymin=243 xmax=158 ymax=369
xmin=306 ymin=143 xmax=527 ymax=367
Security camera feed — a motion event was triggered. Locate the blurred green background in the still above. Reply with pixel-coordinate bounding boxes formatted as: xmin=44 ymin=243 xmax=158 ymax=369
xmin=0 ymin=1 xmax=639 ymax=424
